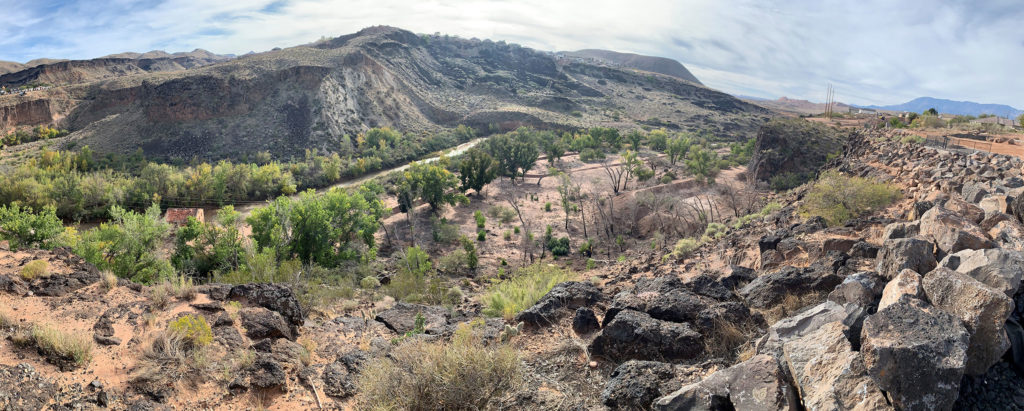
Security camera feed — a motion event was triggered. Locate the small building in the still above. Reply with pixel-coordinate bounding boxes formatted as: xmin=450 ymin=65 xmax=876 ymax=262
xmin=165 ymin=208 xmax=204 ymax=227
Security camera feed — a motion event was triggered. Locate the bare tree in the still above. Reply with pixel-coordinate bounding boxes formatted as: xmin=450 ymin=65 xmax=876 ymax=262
xmin=507 ymin=186 xmax=534 ymax=264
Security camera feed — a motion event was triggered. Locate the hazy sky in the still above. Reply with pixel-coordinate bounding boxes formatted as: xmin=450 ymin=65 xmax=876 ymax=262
xmin=1 ymin=0 xmax=1021 ymax=107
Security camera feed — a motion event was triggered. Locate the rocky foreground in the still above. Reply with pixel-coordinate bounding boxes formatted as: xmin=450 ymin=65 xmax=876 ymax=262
xmin=4 ymin=129 xmax=1024 ymax=410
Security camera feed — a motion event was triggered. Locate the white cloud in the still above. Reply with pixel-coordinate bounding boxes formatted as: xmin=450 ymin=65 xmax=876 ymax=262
xmin=0 ymin=0 xmax=1021 ymax=107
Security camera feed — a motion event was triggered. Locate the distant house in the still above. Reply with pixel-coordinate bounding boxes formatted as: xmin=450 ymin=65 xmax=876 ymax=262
xmin=972 ymin=116 xmax=1018 ymax=128
xmin=165 ymin=208 xmax=204 ymax=227
xmin=847 ymin=107 xmax=876 ymax=114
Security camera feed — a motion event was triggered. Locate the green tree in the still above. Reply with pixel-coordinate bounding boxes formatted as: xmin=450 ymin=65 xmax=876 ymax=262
xmin=74 ymin=204 xmax=173 ymax=284
xmin=665 ymin=135 xmax=692 ymax=165
xmin=543 ymin=140 xmax=566 ymax=166
xmin=626 ymin=130 xmax=644 ymax=151
xmin=458 ymin=149 xmax=498 ymax=195
xmin=686 ymin=146 xmax=720 ymax=184
xmin=0 ymin=204 xmax=63 ymax=251
xmin=405 ymin=158 xmax=467 ymax=213
xmin=248 ymin=184 xmax=386 ymax=266
xmin=484 ymin=132 xmax=539 ymax=183
xmin=647 ymin=129 xmax=669 ymax=152
xmin=171 ymin=206 xmax=245 ymax=277
xmin=925 ymin=108 xmax=938 ymax=116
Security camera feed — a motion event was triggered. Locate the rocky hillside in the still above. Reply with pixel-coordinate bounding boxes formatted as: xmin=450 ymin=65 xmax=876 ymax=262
xmin=0 ymin=26 xmax=767 ymax=160
xmin=560 ymin=49 xmax=702 ymax=85
xmin=0 ymin=50 xmax=231 ymax=88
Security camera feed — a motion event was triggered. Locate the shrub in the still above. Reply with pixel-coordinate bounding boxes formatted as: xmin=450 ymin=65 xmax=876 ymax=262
xmin=579 ymin=148 xmax=605 ymax=163
xmin=799 ymin=170 xmax=901 ymax=226
xmin=900 ymin=135 xmax=925 ymax=145
xmin=483 ymin=263 xmax=572 ymax=320
xmin=32 ymin=324 xmax=93 ymax=369
xmin=0 ymin=204 xmax=63 ymax=251
xmin=474 ymin=210 xmax=486 ymax=229
xmin=578 ymin=239 xmax=593 ymax=257
xmin=360 ymin=276 xmax=381 ymax=289
xmin=168 ymin=315 xmax=213 ymax=349
xmin=702 ymin=223 xmax=728 ymax=241
xmin=437 ymin=249 xmax=469 ymax=275
xmin=544 ymin=202 xmax=552 ymax=212
xmin=170 ymin=274 xmax=196 ymax=301
xmin=432 ymin=217 xmax=460 ymax=244
xmin=547 ymin=236 xmax=570 ymax=256
xmin=149 ymin=283 xmax=173 ymax=310
xmin=503 ymin=230 xmax=512 ymax=241
xmin=671 ymin=238 xmax=700 ymax=259
xmin=513 ymin=226 xmax=520 ymax=234
xmin=20 ymin=260 xmax=49 ymax=280
xmin=769 ymin=172 xmax=814 ymax=191
xmin=486 ymin=206 xmax=517 ymax=225
xmin=659 ymin=174 xmax=674 ymax=184
xmin=477 ymin=230 xmax=486 ymax=242
xmin=461 ymin=236 xmax=478 ymax=270
xmin=586 ymin=258 xmax=596 ymax=270
xmin=359 ymin=323 xmax=521 ymax=410
xmin=732 ymin=202 xmax=783 ymax=229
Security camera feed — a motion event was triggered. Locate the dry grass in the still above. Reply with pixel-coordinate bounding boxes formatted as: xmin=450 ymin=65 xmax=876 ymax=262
xmin=0 ymin=311 xmax=12 ymax=328
xmin=133 ymin=331 xmax=210 ymax=394
xmin=148 ymin=282 xmax=173 ymax=310
xmin=758 ymin=291 xmax=828 ymax=325
xmin=99 ymin=270 xmax=118 ymax=292
xmin=358 ymin=323 xmax=521 ymax=410
xmin=31 ymin=323 xmax=94 ymax=369
xmin=20 ymin=260 xmax=49 ymax=280
xmin=703 ymin=316 xmax=756 ymax=360
xmin=297 ymin=337 xmax=317 ymax=366
xmin=170 ymin=274 xmax=196 ymax=301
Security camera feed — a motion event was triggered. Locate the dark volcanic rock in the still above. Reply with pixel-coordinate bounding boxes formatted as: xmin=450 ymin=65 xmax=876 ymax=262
xmin=571 ymin=307 xmax=600 ymax=335
xmin=860 ymin=298 xmax=969 ymax=411
xmin=738 ymin=265 xmax=843 ymax=309
xmin=653 ymin=354 xmax=799 ymax=410
xmin=601 ymin=360 xmax=690 ymax=410
xmin=604 ymin=276 xmax=707 ymax=326
xmin=514 ymin=281 xmax=603 ymax=327
xmin=239 ymin=307 xmax=293 ymax=340
xmin=228 ymin=283 xmax=303 ymax=329
xmin=589 ymin=309 xmax=702 ymax=361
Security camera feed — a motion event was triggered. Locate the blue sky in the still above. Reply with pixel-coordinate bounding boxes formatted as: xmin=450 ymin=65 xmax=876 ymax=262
xmin=0 ymin=0 xmax=1021 ymax=107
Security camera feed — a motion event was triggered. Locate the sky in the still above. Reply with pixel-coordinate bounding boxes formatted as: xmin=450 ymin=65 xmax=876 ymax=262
xmin=0 ymin=0 xmax=1021 ymax=108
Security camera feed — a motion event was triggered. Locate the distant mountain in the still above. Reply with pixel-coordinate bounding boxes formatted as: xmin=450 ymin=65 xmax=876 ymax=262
xmin=865 ymin=97 xmax=1023 ymax=118
xmin=560 ymin=49 xmax=702 ymax=85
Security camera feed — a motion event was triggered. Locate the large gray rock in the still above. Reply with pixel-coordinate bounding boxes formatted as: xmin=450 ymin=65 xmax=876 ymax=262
xmin=922 ymin=267 xmax=1013 ymax=375
xmin=783 ymin=321 xmax=888 ymax=411
xmin=938 ymin=248 xmax=1024 ymax=297
xmin=827 ymin=271 xmax=886 ymax=308
xmin=883 ymin=221 xmax=920 ymax=240
xmin=601 ymin=360 xmax=690 ymax=410
xmin=589 ymin=309 xmax=702 ymax=361
xmin=860 ymin=299 xmax=969 ymax=411
xmin=875 ymin=237 xmax=936 ymax=279
xmin=978 ymin=194 xmax=1010 ymax=216
xmin=738 ymin=265 xmax=843 ymax=309
xmin=756 ymin=301 xmax=868 ymax=359
xmin=919 ymin=206 xmax=994 ymax=256
xmin=653 ymin=354 xmax=799 ymax=411
xmin=945 ymin=196 xmax=985 ymax=223
xmin=375 ymin=302 xmax=450 ymax=335
xmin=878 ymin=269 xmax=923 ymax=311
xmin=514 ymin=281 xmax=603 ymax=327
xmin=987 ymin=218 xmax=1024 ymax=251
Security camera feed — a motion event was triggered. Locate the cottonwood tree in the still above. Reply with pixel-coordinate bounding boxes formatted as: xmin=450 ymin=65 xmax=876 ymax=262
xmin=458 ymin=148 xmax=498 ymax=196
xmin=686 ymin=146 xmax=720 ymax=184
xmin=665 ymin=135 xmax=692 ymax=165
xmin=404 ymin=158 xmax=467 ymax=213
xmin=485 ymin=132 xmax=539 ymax=183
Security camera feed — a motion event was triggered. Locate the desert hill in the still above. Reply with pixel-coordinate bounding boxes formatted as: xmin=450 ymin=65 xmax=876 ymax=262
xmin=560 ymin=49 xmax=702 ymax=85
xmin=0 ymin=26 xmax=767 ymax=160
xmin=0 ymin=50 xmax=232 ymax=88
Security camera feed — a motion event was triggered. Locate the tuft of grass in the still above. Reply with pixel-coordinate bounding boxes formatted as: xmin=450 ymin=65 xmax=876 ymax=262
xmin=99 ymin=270 xmax=118 ymax=292
xmin=133 ymin=331 xmax=209 ymax=395
xmin=799 ymin=170 xmax=901 ymax=226
xmin=482 ymin=263 xmax=572 ymax=321
xmin=297 ymin=337 xmax=317 ymax=366
xmin=20 ymin=260 xmax=49 ymax=280
xmin=31 ymin=324 xmax=94 ymax=369
xmin=170 ymin=274 xmax=196 ymax=301
xmin=0 ymin=311 xmax=12 ymax=328
xmin=671 ymin=238 xmax=700 ymax=260
xmin=358 ymin=323 xmax=521 ymax=410
xmin=149 ymin=282 xmax=173 ymax=310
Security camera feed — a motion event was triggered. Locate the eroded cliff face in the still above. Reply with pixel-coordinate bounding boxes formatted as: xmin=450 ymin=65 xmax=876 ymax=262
xmin=0 ymin=96 xmax=74 ymax=132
